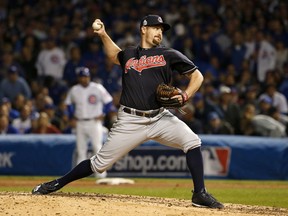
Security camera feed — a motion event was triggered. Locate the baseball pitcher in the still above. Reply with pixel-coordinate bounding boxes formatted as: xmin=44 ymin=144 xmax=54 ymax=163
xmin=32 ymin=15 xmax=224 ymax=209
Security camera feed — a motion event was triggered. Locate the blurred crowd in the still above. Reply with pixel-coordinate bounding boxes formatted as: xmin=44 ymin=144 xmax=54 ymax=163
xmin=0 ymin=0 xmax=287 ymax=137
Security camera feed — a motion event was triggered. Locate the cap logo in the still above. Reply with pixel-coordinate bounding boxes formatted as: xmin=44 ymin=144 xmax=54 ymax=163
xmin=158 ymin=17 xmax=163 ymax=23
xmin=143 ymin=20 xmax=147 ymax=26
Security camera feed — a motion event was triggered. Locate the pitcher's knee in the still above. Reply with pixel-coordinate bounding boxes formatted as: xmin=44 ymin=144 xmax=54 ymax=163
xmin=90 ymin=155 xmax=106 ymax=173
xmin=183 ymin=139 xmax=201 ymax=153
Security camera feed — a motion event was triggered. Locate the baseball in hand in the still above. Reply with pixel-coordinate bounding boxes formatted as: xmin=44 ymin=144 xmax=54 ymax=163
xmin=92 ymin=21 xmax=102 ymax=31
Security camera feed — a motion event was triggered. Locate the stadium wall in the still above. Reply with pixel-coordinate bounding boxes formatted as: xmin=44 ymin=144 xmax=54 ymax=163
xmin=0 ymin=135 xmax=287 ymax=180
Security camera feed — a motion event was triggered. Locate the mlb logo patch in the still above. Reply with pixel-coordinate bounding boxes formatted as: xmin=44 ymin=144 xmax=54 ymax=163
xmin=202 ymin=146 xmax=231 ymax=177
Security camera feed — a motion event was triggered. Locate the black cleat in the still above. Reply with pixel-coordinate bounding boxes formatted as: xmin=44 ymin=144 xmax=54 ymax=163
xmin=192 ymin=188 xmax=224 ymax=209
xmin=32 ymin=180 xmax=61 ymax=195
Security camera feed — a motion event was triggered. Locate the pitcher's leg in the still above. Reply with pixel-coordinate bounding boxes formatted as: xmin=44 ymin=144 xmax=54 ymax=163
xmin=150 ymin=113 xmax=203 ymax=191
xmin=90 ymin=111 xmax=150 ymax=173
xmin=186 ymin=147 xmax=205 ymax=192
xmin=90 ymin=127 xmax=147 ymax=173
xmin=150 ymin=112 xmax=223 ymax=208
xmin=150 ymin=111 xmax=201 ymax=152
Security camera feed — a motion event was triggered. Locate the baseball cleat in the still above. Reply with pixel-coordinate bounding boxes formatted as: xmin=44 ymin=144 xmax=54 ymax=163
xmin=32 ymin=180 xmax=61 ymax=195
xmin=192 ymin=188 xmax=224 ymax=209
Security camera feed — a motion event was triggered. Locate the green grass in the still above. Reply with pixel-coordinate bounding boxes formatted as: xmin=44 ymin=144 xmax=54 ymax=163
xmin=1 ymin=176 xmax=288 ymax=209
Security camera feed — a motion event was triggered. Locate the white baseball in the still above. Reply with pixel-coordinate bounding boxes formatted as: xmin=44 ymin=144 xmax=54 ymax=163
xmin=92 ymin=22 xmax=102 ymax=31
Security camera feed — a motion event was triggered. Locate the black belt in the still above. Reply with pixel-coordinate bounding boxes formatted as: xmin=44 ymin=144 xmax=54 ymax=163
xmin=76 ymin=116 xmax=103 ymax=121
xmin=123 ymin=107 xmax=163 ymax=118
xmin=77 ymin=118 xmax=94 ymax=121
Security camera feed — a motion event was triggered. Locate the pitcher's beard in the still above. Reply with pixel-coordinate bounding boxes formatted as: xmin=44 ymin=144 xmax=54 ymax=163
xmin=152 ymin=38 xmax=161 ymax=46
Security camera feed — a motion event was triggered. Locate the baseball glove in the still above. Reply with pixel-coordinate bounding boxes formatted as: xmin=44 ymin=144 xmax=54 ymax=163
xmin=156 ymin=83 xmax=188 ymax=108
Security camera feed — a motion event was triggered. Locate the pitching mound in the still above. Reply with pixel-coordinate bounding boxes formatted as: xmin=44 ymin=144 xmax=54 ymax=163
xmin=1 ymin=192 xmax=287 ymax=216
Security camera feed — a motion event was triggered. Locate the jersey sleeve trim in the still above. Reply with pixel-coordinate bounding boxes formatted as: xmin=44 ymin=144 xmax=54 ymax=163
xmin=181 ymin=66 xmax=198 ymax=75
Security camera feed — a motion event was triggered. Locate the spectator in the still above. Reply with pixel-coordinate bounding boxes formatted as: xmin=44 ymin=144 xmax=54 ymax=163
xmin=24 ymin=112 xmax=40 ymax=134
xmin=259 ymin=84 xmax=288 ymax=114
xmin=0 ymin=114 xmax=19 ymax=134
xmin=253 ymin=30 xmax=277 ymax=83
xmin=229 ymin=31 xmax=247 ymax=75
xmin=181 ymin=37 xmax=195 ymax=61
xmin=97 ymin=59 xmax=122 ymax=95
xmin=12 ymin=94 xmax=26 ymax=113
xmin=177 ymin=103 xmax=204 ymax=134
xmin=0 ymin=103 xmax=9 ymax=118
xmin=192 ymin=92 xmax=218 ymax=125
xmin=216 ymin=85 xmax=242 ymax=134
xmin=0 ymin=50 xmax=25 ymax=80
xmin=263 ymin=69 xmax=280 ymax=86
xmin=18 ymin=35 xmax=40 ymax=83
xmin=204 ymin=112 xmax=234 ymax=135
xmin=43 ymin=103 xmax=62 ymax=130
xmin=35 ymin=38 xmax=66 ymax=81
xmin=21 ymin=35 xmax=40 ymax=60
xmin=258 ymin=95 xmax=273 ymax=115
xmin=201 ymin=83 xmax=221 ymax=110
xmin=269 ymin=19 xmax=288 ymax=48
xmin=268 ymin=106 xmax=288 ymax=135
xmin=81 ymin=39 xmax=105 ymax=78
xmin=63 ymin=46 xmax=85 ymax=87
xmin=0 ymin=65 xmax=31 ymax=102
xmin=222 ymin=73 xmax=236 ymax=89
xmin=279 ymin=63 xmax=288 ymax=100
xmin=12 ymin=104 xmax=32 ymax=134
xmin=275 ymin=41 xmax=288 ymax=75
xmin=32 ymin=112 xmax=61 ymax=134
xmin=241 ymin=104 xmax=286 ymax=137
xmin=194 ymin=29 xmax=213 ymax=63
xmin=236 ymin=68 xmax=255 ymax=94
xmin=240 ymin=85 xmax=259 ymax=109
xmin=18 ymin=46 xmax=38 ymax=84
xmin=0 ymin=97 xmax=20 ymax=120
xmin=33 ymin=89 xmax=54 ymax=112
xmin=42 ymin=76 xmax=68 ymax=106
xmin=54 ymin=101 xmax=70 ymax=132
xmin=244 ymin=26 xmax=257 ymax=72
xmin=198 ymin=56 xmax=221 ymax=80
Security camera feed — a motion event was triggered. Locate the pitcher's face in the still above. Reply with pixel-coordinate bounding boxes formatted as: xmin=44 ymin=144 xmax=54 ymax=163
xmin=142 ymin=25 xmax=163 ymax=47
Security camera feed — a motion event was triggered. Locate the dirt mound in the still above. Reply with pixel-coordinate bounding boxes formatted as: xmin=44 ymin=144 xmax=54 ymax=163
xmin=0 ymin=192 xmax=287 ymax=216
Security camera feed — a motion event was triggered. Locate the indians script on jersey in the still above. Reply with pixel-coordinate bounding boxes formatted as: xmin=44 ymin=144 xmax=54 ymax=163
xmin=125 ymin=55 xmax=166 ymax=73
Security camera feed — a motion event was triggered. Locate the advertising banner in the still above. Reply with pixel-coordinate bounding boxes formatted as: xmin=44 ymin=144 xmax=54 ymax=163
xmin=0 ymin=135 xmax=288 ymax=179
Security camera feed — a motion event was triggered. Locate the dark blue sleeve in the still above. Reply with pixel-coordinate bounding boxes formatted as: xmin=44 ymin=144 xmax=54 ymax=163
xmin=8 ymin=126 xmax=19 ymax=134
xmin=103 ymin=102 xmax=117 ymax=114
xmin=169 ymin=49 xmax=198 ymax=75
xmin=67 ymin=104 xmax=75 ymax=119
xmin=117 ymin=50 xmax=124 ymax=67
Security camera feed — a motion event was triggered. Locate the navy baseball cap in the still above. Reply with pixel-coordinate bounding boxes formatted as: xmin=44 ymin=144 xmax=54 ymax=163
xmin=8 ymin=65 xmax=19 ymax=74
xmin=208 ymin=112 xmax=220 ymax=121
xmin=140 ymin=15 xmax=170 ymax=32
xmin=259 ymin=95 xmax=272 ymax=104
xmin=76 ymin=67 xmax=90 ymax=77
xmin=44 ymin=103 xmax=55 ymax=109
xmin=1 ymin=97 xmax=10 ymax=105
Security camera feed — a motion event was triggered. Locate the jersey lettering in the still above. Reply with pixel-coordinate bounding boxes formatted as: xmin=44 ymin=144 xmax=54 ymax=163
xmin=125 ymin=55 xmax=166 ymax=73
